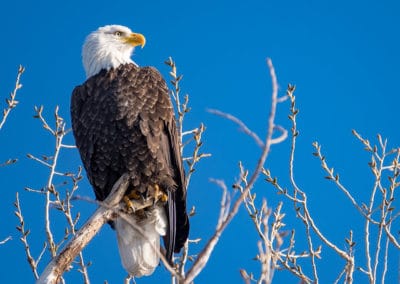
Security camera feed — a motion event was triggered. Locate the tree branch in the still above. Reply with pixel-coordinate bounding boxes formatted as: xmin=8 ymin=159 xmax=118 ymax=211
xmin=0 ymin=65 xmax=25 ymax=130
xmin=184 ymin=58 xmax=283 ymax=283
xmin=36 ymin=173 xmax=131 ymax=284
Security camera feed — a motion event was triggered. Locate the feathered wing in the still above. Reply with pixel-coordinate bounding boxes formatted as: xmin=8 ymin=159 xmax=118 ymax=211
xmin=71 ymin=64 xmax=189 ymax=276
xmin=162 ymin=117 xmax=189 ymax=258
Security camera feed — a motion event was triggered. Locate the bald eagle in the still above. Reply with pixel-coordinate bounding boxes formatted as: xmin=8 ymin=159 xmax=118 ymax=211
xmin=71 ymin=25 xmax=189 ymax=277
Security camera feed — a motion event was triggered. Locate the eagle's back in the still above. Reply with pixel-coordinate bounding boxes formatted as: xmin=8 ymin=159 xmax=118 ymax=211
xmin=71 ymin=63 xmax=189 ymax=256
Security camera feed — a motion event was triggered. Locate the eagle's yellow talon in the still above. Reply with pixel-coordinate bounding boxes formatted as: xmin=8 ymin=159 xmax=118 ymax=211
xmin=123 ymin=196 xmax=134 ymax=210
xmin=153 ymin=184 xmax=168 ymax=203
xmin=153 ymin=184 xmax=160 ymax=196
xmin=160 ymin=192 xmax=168 ymax=202
xmin=126 ymin=190 xmax=141 ymax=200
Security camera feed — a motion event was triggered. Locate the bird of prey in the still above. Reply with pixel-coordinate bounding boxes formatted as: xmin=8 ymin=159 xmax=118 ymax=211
xmin=71 ymin=24 xmax=189 ymax=277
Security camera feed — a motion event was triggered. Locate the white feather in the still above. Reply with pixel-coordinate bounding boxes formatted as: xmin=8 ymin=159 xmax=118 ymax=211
xmin=82 ymin=25 xmax=136 ymax=78
xmin=114 ymin=206 xmax=167 ymax=277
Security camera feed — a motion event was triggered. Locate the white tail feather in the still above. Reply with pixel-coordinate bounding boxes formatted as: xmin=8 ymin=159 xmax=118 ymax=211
xmin=115 ymin=206 xmax=167 ymax=277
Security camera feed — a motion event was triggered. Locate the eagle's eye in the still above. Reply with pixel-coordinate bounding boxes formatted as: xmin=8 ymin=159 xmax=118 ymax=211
xmin=114 ymin=31 xmax=122 ymax=37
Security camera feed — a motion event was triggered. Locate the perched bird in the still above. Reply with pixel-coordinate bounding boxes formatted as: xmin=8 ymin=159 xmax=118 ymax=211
xmin=71 ymin=25 xmax=189 ymax=277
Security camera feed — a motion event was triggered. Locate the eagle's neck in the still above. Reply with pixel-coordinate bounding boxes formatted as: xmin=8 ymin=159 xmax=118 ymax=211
xmin=82 ymin=35 xmax=137 ymax=78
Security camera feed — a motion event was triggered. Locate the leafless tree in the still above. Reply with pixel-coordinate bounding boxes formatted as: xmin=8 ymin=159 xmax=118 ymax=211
xmin=4 ymin=58 xmax=399 ymax=284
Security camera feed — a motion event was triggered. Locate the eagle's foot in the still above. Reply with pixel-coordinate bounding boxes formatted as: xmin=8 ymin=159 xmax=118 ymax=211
xmin=123 ymin=196 xmax=135 ymax=212
xmin=123 ymin=190 xmax=144 ymax=212
xmin=126 ymin=189 xmax=142 ymax=200
xmin=151 ymin=184 xmax=168 ymax=204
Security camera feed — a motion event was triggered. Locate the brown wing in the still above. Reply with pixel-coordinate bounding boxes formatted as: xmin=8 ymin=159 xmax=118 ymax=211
xmin=71 ymin=63 xmax=189 ymax=259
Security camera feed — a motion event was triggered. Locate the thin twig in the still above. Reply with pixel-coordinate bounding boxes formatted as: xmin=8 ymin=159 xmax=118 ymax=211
xmin=0 ymin=65 xmax=25 ymax=130
xmin=36 ymin=174 xmax=130 ymax=284
xmin=0 ymin=158 xmax=18 ymax=167
xmin=184 ymin=58 xmax=283 ymax=283
xmin=0 ymin=236 xmax=12 ymax=245
xmin=15 ymin=192 xmax=40 ymax=280
xmin=286 ymin=85 xmax=320 ymax=283
xmin=207 ymin=109 xmax=265 ymax=148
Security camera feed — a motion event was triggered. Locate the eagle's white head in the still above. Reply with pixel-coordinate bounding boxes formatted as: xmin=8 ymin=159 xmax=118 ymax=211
xmin=82 ymin=25 xmax=146 ymax=78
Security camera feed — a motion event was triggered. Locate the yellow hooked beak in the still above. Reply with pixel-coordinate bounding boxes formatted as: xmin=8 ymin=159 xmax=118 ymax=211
xmin=123 ymin=32 xmax=146 ymax=48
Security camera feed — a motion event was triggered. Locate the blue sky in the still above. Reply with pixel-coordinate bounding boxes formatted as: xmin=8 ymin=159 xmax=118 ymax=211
xmin=0 ymin=0 xmax=399 ymax=283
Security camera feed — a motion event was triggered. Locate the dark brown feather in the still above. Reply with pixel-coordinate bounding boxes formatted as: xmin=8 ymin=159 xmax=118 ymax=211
xmin=71 ymin=63 xmax=189 ymax=259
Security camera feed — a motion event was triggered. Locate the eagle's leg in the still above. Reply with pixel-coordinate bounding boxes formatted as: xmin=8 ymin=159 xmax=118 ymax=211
xmin=153 ymin=184 xmax=168 ymax=203
xmin=122 ymin=190 xmax=143 ymax=212
xmin=126 ymin=189 xmax=141 ymax=200
xmin=122 ymin=196 xmax=135 ymax=211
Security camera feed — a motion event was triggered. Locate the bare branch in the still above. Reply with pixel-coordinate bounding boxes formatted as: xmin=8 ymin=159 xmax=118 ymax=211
xmin=185 ymin=123 xmax=210 ymax=189
xmin=0 ymin=65 xmax=25 ymax=130
xmin=15 ymin=192 xmax=40 ymax=280
xmin=286 ymin=86 xmax=354 ymax=283
xmin=165 ymin=57 xmax=188 ymax=155
xmin=184 ymin=58 xmax=285 ymax=283
xmin=0 ymin=236 xmax=12 ymax=245
xmin=0 ymin=158 xmax=18 ymax=167
xmin=207 ymin=108 xmax=265 ymax=148
xmin=36 ymin=173 xmax=130 ymax=284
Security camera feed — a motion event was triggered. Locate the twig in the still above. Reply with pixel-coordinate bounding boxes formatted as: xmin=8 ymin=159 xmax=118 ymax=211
xmin=61 ymin=168 xmax=90 ymax=283
xmin=289 ymin=86 xmax=356 ymax=282
xmin=165 ymin=57 xmax=210 ymax=283
xmin=185 ymin=123 xmax=209 ymax=189
xmin=0 ymin=158 xmax=18 ymax=167
xmin=206 ymin=111 xmax=287 ymax=149
xmin=264 ymin=85 xmax=359 ymax=283
xmin=207 ymin=109 xmax=265 ymax=148
xmin=209 ymin=179 xmax=231 ymax=229
xmin=183 ymin=58 xmax=283 ymax=283
xmin=42 ymin=107 xmax=65 ymax=256
xmin=15 ymin=192 xmax=40 ymax=280
xmin=238 ymin=158 xmax=313 ymax=283
xmin=165 ymin=57 xmax=188 ymax=155
xmin=36 ymin=173 xmax=130 ymax=284
xmin=0 ymin=65 xmax=25 ymax=130
xmin=381 ymin=231 xmax=390 ymax=283
xmin=0 ymin=236 xmax=12 ymax=245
